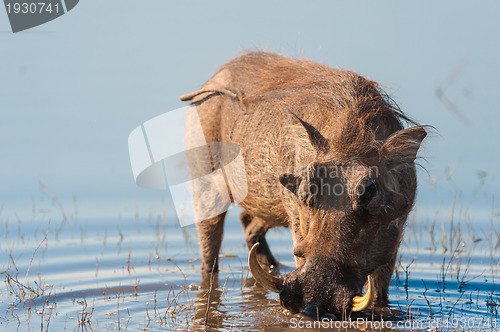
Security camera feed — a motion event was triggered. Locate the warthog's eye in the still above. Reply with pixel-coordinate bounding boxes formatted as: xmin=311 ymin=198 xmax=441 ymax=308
xmin=357 ymin=180 xmax=378 ymax=206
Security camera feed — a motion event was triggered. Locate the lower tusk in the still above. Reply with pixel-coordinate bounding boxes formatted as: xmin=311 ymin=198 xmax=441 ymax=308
xmin=352 ymin=275 xmax=376 ymax=312
xmin=248 ymin=243 xmax=284 ymax=292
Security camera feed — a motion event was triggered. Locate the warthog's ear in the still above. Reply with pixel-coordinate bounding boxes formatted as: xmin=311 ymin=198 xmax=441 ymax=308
xmin=289 ymin=112 xmax=329 ymax=153
xmin=279 ymin=174 xmax=303 ymax=196
xmin=382 ymin=126 xmax=427 ymax=165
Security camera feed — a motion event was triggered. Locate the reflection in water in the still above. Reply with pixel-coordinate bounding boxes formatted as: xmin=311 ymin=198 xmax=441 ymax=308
xmin=0 ymin=214 xmax=498 ymax=331
xmin=193 ymin=273 xmax=227 ymax=330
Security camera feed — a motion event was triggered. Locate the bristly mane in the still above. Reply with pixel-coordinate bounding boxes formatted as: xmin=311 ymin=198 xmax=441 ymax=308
xmin=220 ymin=51 xmax=419 ymax=162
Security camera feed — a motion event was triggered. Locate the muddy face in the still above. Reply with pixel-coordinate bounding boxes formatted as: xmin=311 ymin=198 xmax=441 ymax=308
xmin=249 ymin=125 xmax=426 ymax=317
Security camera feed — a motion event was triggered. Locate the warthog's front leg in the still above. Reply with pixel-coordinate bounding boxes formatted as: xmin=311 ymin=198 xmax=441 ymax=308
xmin=240 ymin=210 xmax=278 ymax=274
xmin=370 ymin=259 xmax=395 ymax=307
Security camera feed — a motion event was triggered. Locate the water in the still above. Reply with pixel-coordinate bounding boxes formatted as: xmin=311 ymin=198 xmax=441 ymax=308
xmin=1 ymin=207 xmax=498 ymax=331
xmin=1 ymin=2 xmax=500 ymax=330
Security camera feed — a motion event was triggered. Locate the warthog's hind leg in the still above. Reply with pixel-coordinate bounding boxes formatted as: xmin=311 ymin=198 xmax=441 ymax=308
xmin=240 ymin=210 xmax=279 ymax=274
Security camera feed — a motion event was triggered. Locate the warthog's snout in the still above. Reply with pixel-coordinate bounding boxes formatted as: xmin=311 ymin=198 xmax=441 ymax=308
xmin=249 ymin=243 xmax=375 ymax=317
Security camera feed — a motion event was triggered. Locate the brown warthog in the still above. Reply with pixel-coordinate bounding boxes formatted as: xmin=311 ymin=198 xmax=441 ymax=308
xmin=180 ymin=51 xmax=426 ymax=318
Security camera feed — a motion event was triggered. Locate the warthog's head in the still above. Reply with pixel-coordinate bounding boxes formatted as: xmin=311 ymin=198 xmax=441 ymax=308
xmin=249 ymin=111 xmax=427 ymax=318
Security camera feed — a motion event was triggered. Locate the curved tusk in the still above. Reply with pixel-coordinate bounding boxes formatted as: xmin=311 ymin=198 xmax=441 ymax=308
xmin=248 ymin=243 xmax=284 ymax=292
xmin=352 ymin=275 xmax=376 ymax=312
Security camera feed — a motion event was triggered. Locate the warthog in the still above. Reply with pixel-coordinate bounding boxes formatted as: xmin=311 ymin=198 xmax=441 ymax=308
xmin=180 ymin=51 xmax=426 ymax=317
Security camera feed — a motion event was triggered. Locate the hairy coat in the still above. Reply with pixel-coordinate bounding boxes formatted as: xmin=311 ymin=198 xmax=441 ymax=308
xmin=181 ymin=51 xmax=426 ymax=317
